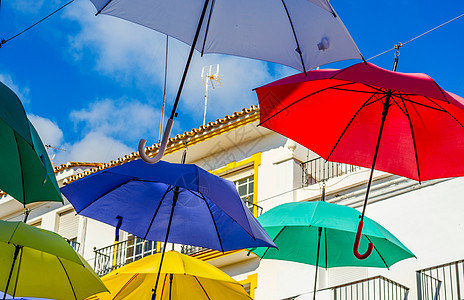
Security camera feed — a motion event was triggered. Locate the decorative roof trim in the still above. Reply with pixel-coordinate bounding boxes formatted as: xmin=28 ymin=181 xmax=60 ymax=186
xmin=62 ymin=105 xmax=260 ymax=185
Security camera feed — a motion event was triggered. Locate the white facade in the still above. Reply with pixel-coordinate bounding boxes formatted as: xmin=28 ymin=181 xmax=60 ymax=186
xmin=1 ymin=106 xmax=463 ymax=299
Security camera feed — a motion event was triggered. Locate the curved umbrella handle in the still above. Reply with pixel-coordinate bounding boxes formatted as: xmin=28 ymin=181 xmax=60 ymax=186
xmin=138 ymin=118 xmax=174 ymax=164
xmin=353 ymin=220 xmax=373 ymax=260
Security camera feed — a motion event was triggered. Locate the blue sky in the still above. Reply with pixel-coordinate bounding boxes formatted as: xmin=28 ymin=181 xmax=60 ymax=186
xmin=0 ymin=0 xmax=463 ymax=164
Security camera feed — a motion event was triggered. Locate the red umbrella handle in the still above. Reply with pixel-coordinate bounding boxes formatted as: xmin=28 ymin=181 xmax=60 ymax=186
xmin=353 ymin=220 xmax=373 ymax=259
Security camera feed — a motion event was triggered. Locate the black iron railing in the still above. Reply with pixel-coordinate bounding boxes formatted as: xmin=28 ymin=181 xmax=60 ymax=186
xmin=301 ymin=157 xmax=362 ymax=187
xmin=244 ymin=199 xmax=263 ymax=217
xmin=331 ymin=275 xmax=409 ymax=300
xmin=67 ymin=239 xmax=80 ymax=252
xmin=417 ymin=259 xmax=464 ymax=300
xmin=93 ymin=236 xmax=157 ymax=276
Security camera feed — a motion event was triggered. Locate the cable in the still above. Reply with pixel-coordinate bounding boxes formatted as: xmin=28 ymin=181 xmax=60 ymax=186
xmin=367 ymin=12 xmax=464 ymax=61
xmin=0 ymin=0 xmax=75 ymax=48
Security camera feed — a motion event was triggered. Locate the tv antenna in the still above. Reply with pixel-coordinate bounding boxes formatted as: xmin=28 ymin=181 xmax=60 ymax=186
xmin=45 ymin=144 xmax=66 ymax=168
xmin=201 ymin=64 xmax=222 ymax=126
xmin=45 ymin=144 xmax=66 ymax=152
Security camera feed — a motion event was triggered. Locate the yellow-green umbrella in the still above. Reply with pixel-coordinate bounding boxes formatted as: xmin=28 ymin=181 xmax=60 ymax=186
xmin=0 ymin=220 xmax=108 ymax=300
xmin=88 ymin=251 xmax=251 ymax=300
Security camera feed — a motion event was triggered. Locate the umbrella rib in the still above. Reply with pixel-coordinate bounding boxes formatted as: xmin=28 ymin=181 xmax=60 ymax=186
xmin=111 ymin=274 xmax=139 ymax=300
xmin=281 ymin=0 xmax=307 ymax=74
xmin=143 ymin=185 xmax=175 ymax=240
xmin=329 ymin=87 xmax=386 ymax=95
xmin=160 ymin=273 xmax=168 ymax=299
xmin=326 ymin=90 xmax=385 ymax=161
xmin=366 ymin=236 xmax=389 ymax=269
xmin=398 ymin=97 xmax=447 ymax=112
xmin=200 ymin=0 xmax=215 ymax=56
xmin=260 ymin=226 xmax=287 ymax=258
xmin=75 ymin=176 xmax=137 ymax=214
xmin=199 ymin=192 xmax=225 ymax=252
xmin=7 ymin=223 xmax=21 ymax=244
xmin=423 ymin=96 xmax=464 ymax=129
xmin=399 ymin=94 xmax=422 ymax=183
xmin=57 ymin=257 xmax=78 ymax=300
xmin=194 ymin=276 xmax=212 ymax=300
xmin=259 ymin=82 xmax=356 ymax=126
xmin=95 ymin=0 xmax=113 ymax=15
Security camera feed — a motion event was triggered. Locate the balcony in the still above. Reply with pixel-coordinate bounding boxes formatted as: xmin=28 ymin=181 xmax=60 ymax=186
xmin=301 ymin=157 xmax=362 ymax=187
xmin=417 ymin=259 xmax=464 ymax=300
xmin=331 ymin=275 xmax=409 ymax=300
xmin=67 ymin=239 xmax=80 ymax=252
xmin=93 ymin=236 xmax=157 ymax=276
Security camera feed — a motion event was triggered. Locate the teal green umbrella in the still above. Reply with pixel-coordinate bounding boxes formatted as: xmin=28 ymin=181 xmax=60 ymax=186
xmin=0 ymin=81 xmax=62 ymax=205
xmin=249 ymin=201 xmax=414 ymax=299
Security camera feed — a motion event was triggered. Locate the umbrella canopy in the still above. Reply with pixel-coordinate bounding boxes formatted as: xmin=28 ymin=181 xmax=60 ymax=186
xmin=0 ymin=220 xmax=107 ymax=300
xmin=249 ymin=201 xmax=414 ymax=268
xmin=249 ymin=201 xmax=414 ymax=300
xmin=90 ymin=0 xmax=361 ymax=73
xmin=89 ymin=250 xmax=252 ymax=300
xmin=257 ymin=62 xmax=464 ymax=182
xmin=256 ymin=61 xmax=464 ymax=258
xmin=89 ymin=0 xmax=363 ymax=163
xmin=0 ymin=81 xmax=62 ymax=205
xmin=61 ymin=159 xmax=275 ymax=251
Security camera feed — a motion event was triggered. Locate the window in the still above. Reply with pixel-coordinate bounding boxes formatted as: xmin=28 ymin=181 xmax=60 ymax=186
xmin=125 ymin=234 xmax=157 ymax=264
xmin=239 ymin=274 xmax=258 ymax=298
xmin=212 ymin=153 xmax=261 ymax=216
xmin=57 ymin=209 xmax=79 ymax=241
xmin=235 ymin=175 xmax=254 ymax=212
xmin=28 ymin=219 xmax=42 ymax=228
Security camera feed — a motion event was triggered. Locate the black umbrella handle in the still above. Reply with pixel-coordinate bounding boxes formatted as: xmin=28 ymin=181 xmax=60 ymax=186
xmin=353 ymin=221 xmax=373 ymax=260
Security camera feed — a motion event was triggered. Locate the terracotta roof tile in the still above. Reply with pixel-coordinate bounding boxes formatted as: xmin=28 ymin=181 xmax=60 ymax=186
xmin=61 ymin=105 xmax=259 ymax=185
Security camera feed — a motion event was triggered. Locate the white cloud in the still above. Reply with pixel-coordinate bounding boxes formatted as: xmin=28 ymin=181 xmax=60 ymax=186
xmin=55 ymin=131 xmax=133 ymax=164
xmin=28 ymin=114 xmax=64 ymax=147
xmin=70 ymin=98 xmax=161 ymax=143
xmin=0 ymin=74 xmax=30 ymax=104
xmin=64 ymin=1 xmax=287 ymax=126
xmin=7 ymin=0 xmax=62 ymax=15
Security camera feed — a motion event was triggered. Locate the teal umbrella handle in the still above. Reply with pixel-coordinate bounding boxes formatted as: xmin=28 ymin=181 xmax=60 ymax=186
xmin=353 ymin=220 xmax=373 ymax=260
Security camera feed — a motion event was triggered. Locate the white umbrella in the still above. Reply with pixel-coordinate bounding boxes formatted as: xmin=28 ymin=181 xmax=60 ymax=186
xmin=90 ymin=0 xmax=363 ymax=163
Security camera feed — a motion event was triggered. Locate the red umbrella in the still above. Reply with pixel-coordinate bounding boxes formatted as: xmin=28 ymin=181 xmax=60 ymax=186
xmin=255 ymin=60 xmax=464 ymax=259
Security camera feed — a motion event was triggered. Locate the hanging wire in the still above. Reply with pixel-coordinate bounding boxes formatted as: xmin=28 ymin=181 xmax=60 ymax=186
xmin=0 ymin=0 xmax=75 ymax=48
xmin=158 ymin=35 xmax=169 ymax=143
xmin=367 ymin=12 xmax=464 ymax=61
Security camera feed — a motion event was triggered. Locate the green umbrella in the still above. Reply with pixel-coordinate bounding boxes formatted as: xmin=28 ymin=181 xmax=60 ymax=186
xmin=0 ymin=220 xmax=108 ymax=300
xmin=0 ymin=81 xmax=62 ymax=205
xmin=249 ymin=201 xmax=414 ymax=299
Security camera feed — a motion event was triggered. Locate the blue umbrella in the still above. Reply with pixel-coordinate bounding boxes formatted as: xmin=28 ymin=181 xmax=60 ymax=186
xmin=0 ymin=292 xmax=51 ymax=300
xmin=61 ymin=159 xmax=275 ymax=251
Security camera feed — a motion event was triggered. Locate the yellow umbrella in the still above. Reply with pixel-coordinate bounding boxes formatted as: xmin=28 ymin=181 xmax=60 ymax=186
xmin=87 ymin=251 xmax=252 ymax=300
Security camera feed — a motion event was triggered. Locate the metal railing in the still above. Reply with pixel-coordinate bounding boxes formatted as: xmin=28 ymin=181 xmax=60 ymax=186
xmin=331 ymin=275 xmax=409 ymax=300
xmin=180 ymin=244 xmax=208 ymax=256
xmin=301 ymin=157 xmax=362 ymax=187
xmin=417 ymin=259 xmax=464 ymax=300
xmin=244 ymin=199 xmax=263 ymax=217
xmin=93 ymin=236 xmax=157 ymax=276
xmin=67 ymin=239 xmax=80 ymax=252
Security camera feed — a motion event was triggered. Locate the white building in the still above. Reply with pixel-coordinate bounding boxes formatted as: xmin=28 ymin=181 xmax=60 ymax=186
xmin=1 ymin=105 xmax=463 ymax=300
